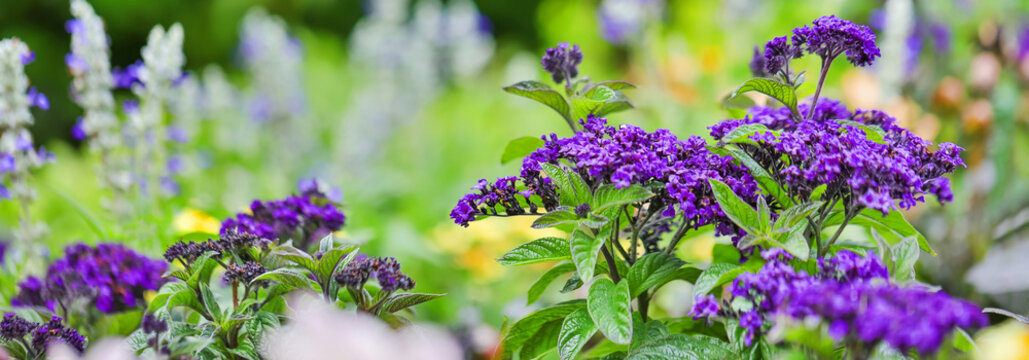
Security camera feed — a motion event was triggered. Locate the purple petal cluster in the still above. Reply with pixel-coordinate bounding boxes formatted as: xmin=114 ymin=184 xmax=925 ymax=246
xmin=453 ymin=116 xmax=762 ymax=240
xmin=220 ymin=184 xmax=345 ymax=250
xmin=12 ymin=243 xmax=168 ymax=314
xmin=762 ymin=36 xmax=803 ymax=75
xmin=541 ymin=42 xmax=583 ymax=84
xmin=222 ymin=261 xmax=267 ymax=285
xmin=450 ymin=176 xmax=555 ymax=227
xmin=335 ymin=254 xmax=415 ymax=293
xmin=710 ymin=99 xmax=964 ymax=214
xmin=791 ymin=15 xmax=881 ymax=67
xmin=112 ymin=60 xmax=143 ymax=89
xmin=2 ymin=314 xmax=85 ymax=355
xmin=689 ymin=249 xmax=987 ymax=354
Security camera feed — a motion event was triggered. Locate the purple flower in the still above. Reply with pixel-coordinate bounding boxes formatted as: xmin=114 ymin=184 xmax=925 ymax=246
xmin=763 ymin=36 xmax=803 ymax=75
xmin=711 ymin=250 xmax=987 ymax=354
xmin=335 ymin=254 xmax=415 ymax=292
xmin=710 ymin=99 xmax=963 ymax=214
xmin=222 ymin=261 xmax=266 ymax=284
xmin=31 ymin=316 xmax=85 ymax=354
xmin=65 ymin=19 xmax=85 ymax=35
xmin=0 ymin=153 xmax=14 ymax=173
xmin=0 ymin=241 xmax=6 ymax=265
xmin=112 ymin=60 xmax=143 ymax=89
xmin=65 ymin=53 xmax=89 ymax=74
xmin=20 ymin=50 xmax=34 ymax=65
xmin=749 ymin=46 xmax=769 ymax=77
xmin=688 ymin=294 xmax=720 ymax=319
xmin=26 ymin=87 xmax=49 ymax=110
xmin=167 ymin=126 xmax=189 ymax=143
xmin=541 ymin=43 xmax=583 ymax=84
xmin=0 ymin=313 xmax=37 ymax=340
xmin=791 ymin=15 xmax=880 ymax=67
xmin=12 ymin=243 xmax=168 ymax=314
xmin=220 ymin=182 xmax=346 ymax=250
xmin=122 ymin=100 xmax=140 ymax=114
xmin=71 ymin=117 xmax=87 ymax=140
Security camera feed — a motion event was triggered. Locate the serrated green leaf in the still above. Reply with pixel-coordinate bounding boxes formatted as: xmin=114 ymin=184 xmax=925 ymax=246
xmin=527 ymin=262 xmax=577 ymax=305
xmin=592 ymin=184 xmax=654 ymax=212
xmin=587 ymin=279 xmax=633 ymax=345
xmin=730 ymin=78 xmax=799 ymax=118
xmin=626 ymin=253 xmax=686 ymax=298
xmin=504 ymin=80 xmax=571 ymax=122
xmin=541 ymin=162 xmax=587 ymax=207
xmin=571 ymin=228 xmax=605 ymax=282
xmin=499 ymin=237 xmax=571 ymax=266
xmin=532 ymin=208 xmax=580 ymax=229
xmin=502 ymin=300 xmax=586 ymax=359
xmin=693 ymin=263 xmax=742 ymax=296
xmin=501 ymin=136 xmax=546 ymax=164
xmin=708 ymin=179 xmax=761 ymax=233
xmin=559 ymin=308 xmax=597 ymax=360
xmin=381 ymin=293 xmax=446 ymax=313
xmin=626 ymin=334 xmax=733 ymax=360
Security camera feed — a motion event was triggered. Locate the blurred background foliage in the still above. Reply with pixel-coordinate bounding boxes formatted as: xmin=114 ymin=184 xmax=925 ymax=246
xmin=3 ymin=0 xmax=1029 ymax=355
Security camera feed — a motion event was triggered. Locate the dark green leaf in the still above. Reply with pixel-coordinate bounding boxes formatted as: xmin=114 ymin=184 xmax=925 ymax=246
xmin=502 ymin=300 xmax=586 ymax=359
xmin=314 ymin=245 xmax=358 ymax=285
xmin=503 ymin=80 xmax=571 ymax=122
xmin=630 ymin=318 xmax=669 ymax=351
xmin=501 ymin=136 xmax=546 ymax=164
xmin=708 ymin=179 xmax=761 ymax=233
xmin=730 ymin=78 xmax=799 ymax=118
xmin=499 ymin=237 xmax=572 ymax=266
xmin=587 ymin=279 xmax=633 ymax=345
xmin=520 ymin=320 xmax=562 ymax=360
xmin=626 ymin=334 xmax=733 ymax=360
xmin=381 ymin=293 xmax=446 ymax=313
xmin=558 ymin=308 xmax=597 ymax=360
xmin=252 ymin=267 xmax=318 ymax=293
xmin=626 ymin=253 xmax=686 ymax=297
xmin=561 ymin=273 xmax=584 ymax=293
xmin=527 ymin=262 xmax=576 ymax=305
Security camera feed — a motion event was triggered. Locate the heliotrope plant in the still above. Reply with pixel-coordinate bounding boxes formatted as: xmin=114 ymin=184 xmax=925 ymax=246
xmin=136 ymin=181 xmax=441 ymax=359
xmin=451 ymin=16 xmax=986 ymax=360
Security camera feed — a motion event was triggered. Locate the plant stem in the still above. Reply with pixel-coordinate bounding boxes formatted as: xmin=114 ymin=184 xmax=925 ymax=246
xmin=638 ymin=292 xmax=650 ymax=322
xmin=820 ymin=209 xmax=856 ymax=257
xmin=807 ymin=57 xmax=833 ymax=119
xmin=601 ymin=245 xmax=621 ymax=283
xmin=232 ymin=281 xmax=239 ymax=309
xmin=664 ymin=220 xmax=691 ymax=254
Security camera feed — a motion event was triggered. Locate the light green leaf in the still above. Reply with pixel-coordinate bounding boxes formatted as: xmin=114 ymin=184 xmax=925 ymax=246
xmin=381 ymin=293 xmax=446 ymax=313
xmin=571 ymin=227 xmax=607 ymax=282
xmin=587 ymin=279 xmax=633 ymax=345
xmin=773 ymin=201 xmax=823 ymax=230
xmin=252 ymin=267 xmax=318 ymax=293
xmin=809 ymin=184 xmax=828 ymax=200
xmin=630 ymin=317 xmax=669 ymax=351
xmin=780 ymin=222 xmax=810 ymax=261
xmin=592 ymin=184 xmax=654 ymax=212
xmin=532 ymin=208 xmax=580 ymax=229
xmin=502 ymin=300 xmax=586 ymax=359
xmin=626 ymin=334 xmax=733 ymax=360
xmin=826 ymin=209 xmax=933 ymax=255
xmin=708 ymin=179 xmax=761 ymax=233
xmin=626 ymin=253 xmax=686 ymax=298
xmin=503 ymin=80 xmax=571 ymax=121
xmin=590 ymin=80 xmax=637 ymax=91
xmin=558 ymin=308 xmax=597 ymax=360
xmin=953 ymin=328 xmax=978 ymax=353
xmin=839 ymin=120 xmax=888 ymax=144
xmin=314 ymin=245 xmax=358 ymax=285
xmin=720 ymin=123 xmax=778 ymax=145
xmin=730 ymin=78 xmax=799 ymax=118
xmin=890 ymin=236 xmax=919 ymax=283
xmin=501 ymin=136 xmax=546 ymax=164
xmin=527 ymin=262 xmax=576 ymax=305
xmin=693 ymin=263 xmax=742 ymax=296
xmin=520 ymin=320 xmax=562 ymax=360
xmin=271 ymin=245 xmax=318 ymax=272
xmin=499 ymin=237 xmax=572 ymax=266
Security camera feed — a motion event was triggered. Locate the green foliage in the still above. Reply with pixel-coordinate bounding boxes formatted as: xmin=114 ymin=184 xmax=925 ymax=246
xmin=729 ymin=78 xmax=799 ymax=118
xmin=498 ymin=237 xmax=572 ymax=265
xmin=501 ymin=136 xmax=546 ymax=164
xmin=587 ymin=278 xmax=633 ymax=345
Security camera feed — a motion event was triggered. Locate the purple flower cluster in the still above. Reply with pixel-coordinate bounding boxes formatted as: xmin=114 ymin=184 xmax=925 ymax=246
xmin=220 ymin=184 xmax=345 ymax=250
xmin=12 ymin=243 xmax=168 ymax=314
xmin=222 ymin=261 xmax=267 ymax=284
xmin=164 ymin=230 xmax=271 ymax=267
xmin=541 ymin=42 xmax=583 ymax=84
xmin=710 ymin=99 xmax=963 ymax=214
xmin=452 ymin=116 xmax=761 ymax=240
xmin=757 ymin=15 xmax=879 ymax=76
xmin=141 ymin=314 xmax=170 ymax=355
xmin=1 ymin=314 xmax=85 ymax=354
xmin=689 ymin=249 xmax=987 ymax=354
xmin=112 ymin=60 xmax=143 ymax=89
xmin=335 ymin=254 xmax=415 ymax=293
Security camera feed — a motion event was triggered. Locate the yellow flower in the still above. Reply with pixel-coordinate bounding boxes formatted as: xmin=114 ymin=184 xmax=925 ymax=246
xmin=172 ymin=208 xmax=221 ymax=234
xmin=976 ymin=320 xmax=1029 ymax=360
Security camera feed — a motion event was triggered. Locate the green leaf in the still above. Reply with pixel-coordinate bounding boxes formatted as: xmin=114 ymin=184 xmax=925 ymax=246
xmin=561 ymin=273 xmax=584 ymax=293
xmin=626 ymin=334 xmax=733 ymax=360
xmin=503 ymin=80 xmax=571 ymax=122
xmin=558 ymin=308 xmax=597 ymax=360
xmin=756 ymin=197 xmax=771 ymax=232
xmin=626 ymin=253 xmax=686 ymax=298
xmin=532 ymin=208 xmax=580 ymax=229
xmin=271 ymin=245 xmax=318 ymax=272
xmin=198 ymin=282 xmax=222 ymax=323
xmin=381 ymin=293 xmax=446 ymax=313
xmin=574 ymin=86 xmax=634 ymax=120
xmin=953 ymin=328 xmax=978 ymax=353
xmin=730 ymin=78 xmax=799 ymax=118
xmin=587 ymin=279 xmax=633 ymax=345
xmin=708 ymin=179 xmax=761 ymax=233
xmin=773 ymin=201 xmax=823 ymax=230
xmin=720 ymin=123 xmax=777 ymax=145
xmin=541 ymin=162 xmax=591 ymax=206
xmin=629 ymin=317 xmax=669 ymax=351
xmin=499 ymin=237 xmax=571 ymax=266
xmin=826 ymin=209 xmax=934 ymax=255
xmin=527 ymin=262 xmax=576 ymax=305
xmin=890 ymin=236 xmax=919 ymax=283
xmin=591 ymin=80 xmax=636 ymax=91
xmin=809 ymin=184 xmax=828 ymax=200
xmin=314 ymin=245 xmax=358 ymax=285
xmin=252 ymin=267 xmax=318 ymax=293
xmin=693 ymin=263 xmax=742 ymax=296
xmin=187 ymin=252 xmax=219 ymax=289
xmin=756 ymin=176 xmax=792 ymax=208
xmin=501 ymin=136 xmax=546 ymax=164
xmin=721 ymin=93 xmax=756 ymax=119
xmin=839 ymin=120 xmax=887 ymax=144
xmin=502 ymin=300 xmax=586 ymax=359
xmin=520 ymin=320 xmax=562 ymax=360
xmin=571 ymin=228 xmax=606 ymax=282
xmin=780 ymin=222 xmax=810 ymax=261
xmin=592 ymin=184 xmax=654 ymax=212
